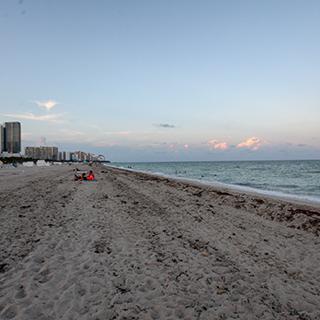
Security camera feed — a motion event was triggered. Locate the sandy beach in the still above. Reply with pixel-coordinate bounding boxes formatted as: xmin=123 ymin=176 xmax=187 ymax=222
xmin=0 ymin=164 xmax=320 ymax=320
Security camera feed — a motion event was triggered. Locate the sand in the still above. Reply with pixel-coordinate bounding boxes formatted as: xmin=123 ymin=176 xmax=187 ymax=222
xmin=0 ymin=164 xmax=319 ymax=320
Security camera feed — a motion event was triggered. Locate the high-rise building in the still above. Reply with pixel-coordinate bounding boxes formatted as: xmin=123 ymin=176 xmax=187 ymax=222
xmin=4 ymin=122 xmax=21 ymax=154
xmin=0 ymin=125 xmax=5 ymax=154
xmin=65 ymin=152 xmax=71 ymax=161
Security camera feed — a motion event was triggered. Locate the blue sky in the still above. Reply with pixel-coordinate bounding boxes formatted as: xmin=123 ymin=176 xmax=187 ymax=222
xmin=0 ymin=0 xmax=319 ymax=161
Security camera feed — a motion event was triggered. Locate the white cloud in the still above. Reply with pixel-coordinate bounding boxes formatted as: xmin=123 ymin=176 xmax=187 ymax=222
xmin=59 ymin=129 xmax=84 ymax=137
xmin=92 ymin=141 xmax=118 ymax=147
xmin=3 ymin=112 xmax=64 ymax=123
xmin=35 ymin=100 xmax=58 ymax=111
xmin=237 ymin=137 xmax=263 ymax=150
xmin=103 ymin=131 xmax=131 ymax=136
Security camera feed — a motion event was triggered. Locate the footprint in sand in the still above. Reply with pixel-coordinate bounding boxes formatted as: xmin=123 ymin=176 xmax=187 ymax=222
xmin=34 ymin=267 xmax=52 ymax=284
xmin=0 ymin=304 xmax=17 ymax=319
xmin=15 ymin=285 xmax=26 ymax=299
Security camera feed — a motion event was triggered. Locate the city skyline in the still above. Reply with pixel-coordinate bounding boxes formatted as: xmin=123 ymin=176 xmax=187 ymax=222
xmin=1 ymin=0 xmax=320 ymax=162
xmin=0 ymin=120 xmax=100 ymax=162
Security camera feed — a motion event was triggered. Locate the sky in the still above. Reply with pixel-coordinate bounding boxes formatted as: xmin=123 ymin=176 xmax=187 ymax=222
xmin=0 ymin=0 xmax=319 ymax=162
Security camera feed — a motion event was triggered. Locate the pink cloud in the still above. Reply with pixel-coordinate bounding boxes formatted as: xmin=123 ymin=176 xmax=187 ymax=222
xmin=184 ymin=144 xmax=189 ymax=149
xmin=208 ymin=140 xmax=228 ymax=150
xmin=237 ymin=137 xmax=262 ymax=150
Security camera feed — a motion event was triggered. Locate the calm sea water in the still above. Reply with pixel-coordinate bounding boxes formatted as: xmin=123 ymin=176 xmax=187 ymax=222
xmin=110 ymin=160 xmax=320 ymax=202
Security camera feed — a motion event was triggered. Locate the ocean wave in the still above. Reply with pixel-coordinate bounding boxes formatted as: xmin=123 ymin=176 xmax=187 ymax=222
xmin=275 ymin=184 xmax=300 ymax=189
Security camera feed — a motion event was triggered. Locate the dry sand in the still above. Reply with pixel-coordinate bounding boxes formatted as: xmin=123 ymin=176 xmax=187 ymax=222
xmin=0 ymin=164 xmax=320 ymax=320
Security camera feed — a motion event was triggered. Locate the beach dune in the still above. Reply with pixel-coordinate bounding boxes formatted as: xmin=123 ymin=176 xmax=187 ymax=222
xmin=0 ymin=165 xmax=319 ymax=320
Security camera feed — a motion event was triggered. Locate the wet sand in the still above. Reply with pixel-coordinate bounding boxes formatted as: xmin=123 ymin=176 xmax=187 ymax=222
xmin=0 ymin=164 xmax=320 ymax=320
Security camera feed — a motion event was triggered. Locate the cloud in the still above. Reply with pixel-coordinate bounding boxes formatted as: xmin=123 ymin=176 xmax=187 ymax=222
xmin=237 ymin=137 xmax=262 ymax=150
xmin=103 ymin=131 xmax=131 ymax=136
xmin=92 ymin=141 xmax=119 ymax=147
xmin=35 ymin=100 xmax=58 ymax=111
xmin=3 ymin=112 xmax=64 ymax=123
xmin=154 ymin=123 xmax=176 ymax=128
xmin=208 ymin=140 xmax=228 ymax=150
xmin=59 ymin=129 xmax=84 ymax=136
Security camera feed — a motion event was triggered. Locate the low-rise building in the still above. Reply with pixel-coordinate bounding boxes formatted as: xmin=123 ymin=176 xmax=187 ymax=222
xmin=25 ymin=146 xmax=58 ymax=161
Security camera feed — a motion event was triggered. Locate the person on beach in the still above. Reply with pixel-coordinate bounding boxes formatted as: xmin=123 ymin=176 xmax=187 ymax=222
xmin=74 ymin=170 xmax=95 ymax=181
xmin=74 ymin=172 xmax=86 ymax=181
xmin=86 ymin=170 xmax=95 ymax=181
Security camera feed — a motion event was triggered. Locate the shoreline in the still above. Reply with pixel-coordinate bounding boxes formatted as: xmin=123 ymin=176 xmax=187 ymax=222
xmin=106 ymin=164 xmax=320 ymax=208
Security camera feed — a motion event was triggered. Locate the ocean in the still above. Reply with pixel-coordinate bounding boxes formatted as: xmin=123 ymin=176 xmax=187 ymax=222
xmin=110 ymin=160 xmax=320 ymax=203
